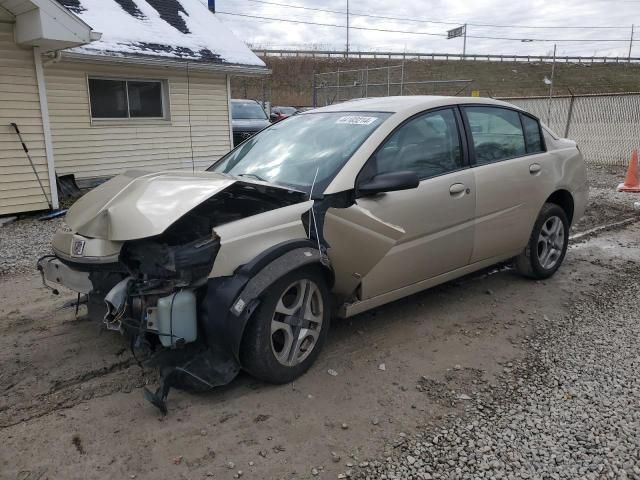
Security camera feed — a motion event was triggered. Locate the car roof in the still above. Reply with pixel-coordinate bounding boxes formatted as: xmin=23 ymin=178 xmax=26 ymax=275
xmin=309 ymin=95 xmax=521 ymax=114
xmin=231 ymin=99 xmax=261 ymax=104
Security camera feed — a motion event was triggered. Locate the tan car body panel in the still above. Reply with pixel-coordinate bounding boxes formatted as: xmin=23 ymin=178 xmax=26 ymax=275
xmin=210 ymin=201 xmax=314 ymax=277
xmin=323 ymin=205 xmax=405 ymax=298
xmin=340 ymin=251 xmax=516 ymax=317
xmin=65 ymin=170 xmax=236 ymax=241
xmin=356 ymin=169 xmax=476 ymax=299
xmin=50 ymin=97 xmax=588 ymax=322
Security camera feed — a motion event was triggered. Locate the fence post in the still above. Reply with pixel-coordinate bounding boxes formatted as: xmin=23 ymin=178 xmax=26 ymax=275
xmin=400 ymin=62 xmax=405 ymax=96
xmin=387 ymin=66 xmax=390 ymax=96
xmin=364 ymin=66 xmax=369 ymax=98
xmin=564 ymin=94 xmax=576 ymax=138
xmin=312 ymin=73 xmax=317 ymax=108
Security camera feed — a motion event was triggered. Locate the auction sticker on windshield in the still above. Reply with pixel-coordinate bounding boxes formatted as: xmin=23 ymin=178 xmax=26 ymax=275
xmin=336 ymin=116 xmax=379 ymax=125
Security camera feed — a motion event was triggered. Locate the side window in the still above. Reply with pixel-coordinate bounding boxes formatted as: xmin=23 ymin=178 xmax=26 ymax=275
xmin=520 ymin=114 xmax=544 ymax=154
xmin=464 ymin=106 xmax=526 ymax=165
xmin=372 ymin=108 xmax=463 ymax=180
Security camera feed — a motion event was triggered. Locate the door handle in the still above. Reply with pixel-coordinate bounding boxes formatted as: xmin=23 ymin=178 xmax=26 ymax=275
xmin=529 ymin=163 xmax=541 ymax=174
xmin=449 ymin=183 xmax=466 ymax=195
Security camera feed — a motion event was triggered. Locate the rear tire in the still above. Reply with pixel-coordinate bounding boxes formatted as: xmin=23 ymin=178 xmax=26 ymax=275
xmin=515 ymin=203 xmax=569 ymax=279
xmin=240 ymin=267 xmax=331 ymax=384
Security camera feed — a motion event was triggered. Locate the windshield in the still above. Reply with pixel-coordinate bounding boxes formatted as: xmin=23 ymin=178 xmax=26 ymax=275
xmin=232 ymin=102 xmax=268 ymax=120
xmin=208 ymin=112 xmax=391 ymax=193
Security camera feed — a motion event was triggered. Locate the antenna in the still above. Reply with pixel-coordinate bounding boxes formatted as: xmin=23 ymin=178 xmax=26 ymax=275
xmin=309 ymin=165 xmax=319 ymax=200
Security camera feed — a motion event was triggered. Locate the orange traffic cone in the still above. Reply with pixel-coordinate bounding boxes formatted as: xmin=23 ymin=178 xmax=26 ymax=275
xmin=618 ymin=149 xmax=640 ymax=192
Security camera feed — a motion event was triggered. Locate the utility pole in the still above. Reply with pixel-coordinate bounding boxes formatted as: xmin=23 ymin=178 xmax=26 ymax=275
xmin=546 ymin=43 xmax=557 ymax=126
xmin=346 ymin=0 xmax=350 ymax=57
xmin=463 ymin=23 xmax=467 ymax=57
xmin=629 ymin=24 xmax=635 ymax=62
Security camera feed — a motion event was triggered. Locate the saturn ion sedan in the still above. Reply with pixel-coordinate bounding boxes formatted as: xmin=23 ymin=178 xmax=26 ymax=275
xmin=38 ymin=96 xmax=588 ymax=411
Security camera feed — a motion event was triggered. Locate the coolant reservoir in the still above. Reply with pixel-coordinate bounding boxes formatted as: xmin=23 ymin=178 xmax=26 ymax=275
xmin=157 ymin=290 xmax=197 ymax=348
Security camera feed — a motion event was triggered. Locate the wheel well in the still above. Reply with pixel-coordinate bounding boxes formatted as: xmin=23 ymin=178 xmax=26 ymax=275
xmin=546 ymin=190 xmax=574 ymax=225
xmin=319 ymin=264 xmax=335 ymax=289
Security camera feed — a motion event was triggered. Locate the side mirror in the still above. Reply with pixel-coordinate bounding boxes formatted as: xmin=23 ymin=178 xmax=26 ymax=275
xmin=357 ymin=171 xmax=420 ymax=196
xmin=270 ymin=113 xmax=279 ymax=122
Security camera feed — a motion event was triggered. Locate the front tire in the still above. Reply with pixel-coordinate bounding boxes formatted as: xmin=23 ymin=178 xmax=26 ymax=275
xmin=515 ymin=203 xmax=569 ymax=279
xmin=240 ymin=267 xmax=331 ymax=384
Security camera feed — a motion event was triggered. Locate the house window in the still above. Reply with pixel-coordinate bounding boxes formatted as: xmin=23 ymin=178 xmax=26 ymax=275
xmin=88 ymin=78 xmax=166 ymax=119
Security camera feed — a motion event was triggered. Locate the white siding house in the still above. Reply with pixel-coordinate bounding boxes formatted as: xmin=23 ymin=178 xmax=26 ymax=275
xmin=0 ymin=0 xmax=267 ymax=215
xmin=0 ymin=21 xmax=52 ymax=214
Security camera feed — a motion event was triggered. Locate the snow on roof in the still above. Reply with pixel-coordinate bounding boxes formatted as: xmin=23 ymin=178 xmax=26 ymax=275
xmin=56 ymin=0 xmax=265 ymax=67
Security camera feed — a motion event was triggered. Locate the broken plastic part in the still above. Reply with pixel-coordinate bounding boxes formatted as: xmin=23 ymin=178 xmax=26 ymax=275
xmin=104 ymin=277 xmax=132 ymax=331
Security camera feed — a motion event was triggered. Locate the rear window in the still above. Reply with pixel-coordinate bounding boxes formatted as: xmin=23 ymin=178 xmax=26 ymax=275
xmin=232 ymin=102 xmax=268 ymax=120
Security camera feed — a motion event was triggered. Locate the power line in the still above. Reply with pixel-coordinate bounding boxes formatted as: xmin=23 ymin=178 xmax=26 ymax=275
xmin=218 ymin=11 xmax=442 ymax=37
xmin=218 ymin=11 xmax=633 ymax=42
xmin=240 ymin=0 xmax=634 ymax=30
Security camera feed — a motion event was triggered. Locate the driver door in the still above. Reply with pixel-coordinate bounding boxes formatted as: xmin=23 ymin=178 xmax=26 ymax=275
xmin=354 ymin=107 xmax=476 ymax=300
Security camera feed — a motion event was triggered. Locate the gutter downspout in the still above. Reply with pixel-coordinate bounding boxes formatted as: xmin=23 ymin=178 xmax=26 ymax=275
xmin=43 ymin=50 xmax=62 ymax=66
xmin=226 ymin=74 xmax=233 ymax=150
xmin=33 ymin=46 xmax=59 ymax=209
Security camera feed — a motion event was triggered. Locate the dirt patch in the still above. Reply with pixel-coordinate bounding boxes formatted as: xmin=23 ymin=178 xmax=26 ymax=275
xmin=1 ymin=221 xmax=638 ymax=479
xmin=572 ymin=163 xmax=639 ymax=234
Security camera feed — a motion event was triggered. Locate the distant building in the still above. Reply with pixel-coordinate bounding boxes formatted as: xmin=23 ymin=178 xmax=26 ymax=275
xmin=0 ymin=0 xmax=267 ymax=215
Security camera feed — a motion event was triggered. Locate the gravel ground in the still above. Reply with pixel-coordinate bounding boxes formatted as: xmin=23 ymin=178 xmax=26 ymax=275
xmin=354 ymin=267 xmax=640 ymax=480
xmin=0 ymin=216 xmax=63 ymax=276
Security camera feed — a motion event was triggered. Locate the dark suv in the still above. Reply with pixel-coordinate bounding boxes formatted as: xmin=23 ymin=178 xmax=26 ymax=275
xmin=231 ymin=99 xmax=271 ymax=146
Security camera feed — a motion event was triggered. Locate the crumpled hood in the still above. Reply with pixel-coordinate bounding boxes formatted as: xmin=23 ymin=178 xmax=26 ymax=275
xmin=66 ymin=170 xmax=239 ymax=241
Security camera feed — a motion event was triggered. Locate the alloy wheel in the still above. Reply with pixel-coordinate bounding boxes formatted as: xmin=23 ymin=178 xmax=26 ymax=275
xmin=270 ymin=279 xmax=324 ymax=367
xmin=537 ymin=215 xmax=565 ymax=270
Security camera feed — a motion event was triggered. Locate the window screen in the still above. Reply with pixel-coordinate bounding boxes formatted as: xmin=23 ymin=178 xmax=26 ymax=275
xmin=89 ymin=79 xmax=165 ymax=119
xmin=520 ymin=114 xmax=544 ymax=154
xmin=464 ymin=106 xmax=526 ymax=165
xmin=369 ymin=108 xmax=463 ymax=180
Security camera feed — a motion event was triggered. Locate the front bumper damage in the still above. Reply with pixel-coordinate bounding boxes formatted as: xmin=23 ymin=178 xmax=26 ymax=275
xmin=37 ymin=256 xmax=92 ymax=295
xmin=36 ymin=173 xmax=327 ymax=414
xmin=37 ymin=170 xmax=405 ymax=414
xmin=38 ymin=240 xmax=323 ymax=415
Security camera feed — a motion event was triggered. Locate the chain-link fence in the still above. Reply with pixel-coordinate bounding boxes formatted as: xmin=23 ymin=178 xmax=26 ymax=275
xmin=500 ymin=93 xmax=640 ymax=166
xmin=313 ymin=65 xmax=474 ymax=107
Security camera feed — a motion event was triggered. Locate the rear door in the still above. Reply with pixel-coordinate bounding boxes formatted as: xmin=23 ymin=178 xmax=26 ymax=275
xmin=461 ymin=106 xmax=548 ymax=262
xmin=349 ymin=107 xmax=476 ymax=300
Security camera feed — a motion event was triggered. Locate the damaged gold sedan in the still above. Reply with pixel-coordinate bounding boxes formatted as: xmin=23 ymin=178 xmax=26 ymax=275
xmin=38 ymin=96 xmax=588 ymax=413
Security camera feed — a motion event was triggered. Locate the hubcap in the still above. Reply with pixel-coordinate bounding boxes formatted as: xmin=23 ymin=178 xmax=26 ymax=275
xmin=270 ymin=279 xmax=324 ymax=367
xmin=537 ymin=216 xmax=565 ymax=270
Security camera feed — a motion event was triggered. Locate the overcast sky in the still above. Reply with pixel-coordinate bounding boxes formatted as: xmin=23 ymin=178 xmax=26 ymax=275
xmin=215 ymin=0 xmax=640 ymax=57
